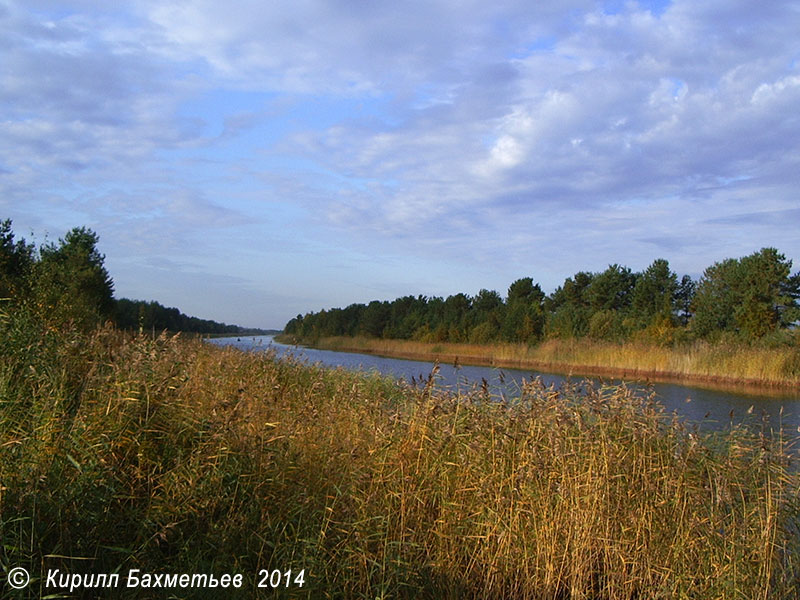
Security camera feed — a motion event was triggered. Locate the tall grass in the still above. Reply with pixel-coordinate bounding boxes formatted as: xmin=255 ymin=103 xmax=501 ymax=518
xmin=299 ymin=335 xmax=800 ymax=388
xmin=2 ymin=318 xmax=799 ymax=598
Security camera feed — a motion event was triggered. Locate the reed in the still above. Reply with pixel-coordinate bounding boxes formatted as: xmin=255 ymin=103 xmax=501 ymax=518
xmin=2 ymin=322 xmax=799 ymax=598
xmin=294 ymin=335 xmax=800 ymax=388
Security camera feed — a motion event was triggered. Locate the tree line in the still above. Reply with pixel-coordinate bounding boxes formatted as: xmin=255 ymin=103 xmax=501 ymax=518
xmin=1 ymin=219 xmax=253 ymax=334
xmin=285 ymin=250 xmax=800 ymax=346
xmin=114 ymin=298 xmax=248 ymax=335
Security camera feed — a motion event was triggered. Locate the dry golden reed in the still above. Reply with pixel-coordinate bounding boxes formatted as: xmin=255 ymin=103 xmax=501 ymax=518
xmin=301 ymin=335 xmax=800 ymax=388
xmin=1 ymin=327 xmax=798 ymax=598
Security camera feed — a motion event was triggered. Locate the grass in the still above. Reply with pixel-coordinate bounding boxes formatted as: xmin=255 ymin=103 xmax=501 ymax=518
xmin=2 ymin=319 xmax=799 ymax=598
xmin=286 ymin=335 xmax=800 ymax=389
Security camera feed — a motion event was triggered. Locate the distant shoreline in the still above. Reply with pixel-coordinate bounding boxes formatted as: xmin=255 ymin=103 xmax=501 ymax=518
xmin=275 ymin=334 xmax=800 ymax=392
xmin=205 ymin=329 xmax=281 ymax=338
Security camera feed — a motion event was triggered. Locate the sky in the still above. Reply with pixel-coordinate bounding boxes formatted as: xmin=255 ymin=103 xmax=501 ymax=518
xmin=2 ymin=0 xmax=799 ymax=329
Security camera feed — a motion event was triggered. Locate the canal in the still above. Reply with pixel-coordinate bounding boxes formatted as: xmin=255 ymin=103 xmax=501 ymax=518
xmin=209 ymin=335 xmax=800 ymax=436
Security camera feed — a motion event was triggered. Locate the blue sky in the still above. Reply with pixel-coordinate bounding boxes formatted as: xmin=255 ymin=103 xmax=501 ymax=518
xmin=2 ymin=0 xmax=799 ymax=329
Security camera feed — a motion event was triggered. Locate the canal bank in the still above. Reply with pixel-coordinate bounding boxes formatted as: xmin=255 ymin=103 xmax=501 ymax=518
xmin=213 ymin=335 xmax=800 ymax=434
xmin=275 ymin=334 xmax=800 ymax=391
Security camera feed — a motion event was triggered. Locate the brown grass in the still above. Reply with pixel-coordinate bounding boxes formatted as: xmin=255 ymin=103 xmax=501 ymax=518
xmin=287 ymin=335 xmax=800 ymax=389
xmin=1 ymin=325 xmax=799 ymax=598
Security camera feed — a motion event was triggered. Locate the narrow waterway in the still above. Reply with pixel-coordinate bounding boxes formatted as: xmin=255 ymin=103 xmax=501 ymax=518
xmin=209 ymin=335 xmax=800 ymax=435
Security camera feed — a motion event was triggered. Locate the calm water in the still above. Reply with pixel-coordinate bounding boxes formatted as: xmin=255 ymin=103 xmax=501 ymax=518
xmin=209 ymin=335 xmax=800 ymax=435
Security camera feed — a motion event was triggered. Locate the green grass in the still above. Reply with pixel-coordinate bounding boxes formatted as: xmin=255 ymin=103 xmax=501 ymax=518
xmin=2 ymin=319 xmax=799 ymax=598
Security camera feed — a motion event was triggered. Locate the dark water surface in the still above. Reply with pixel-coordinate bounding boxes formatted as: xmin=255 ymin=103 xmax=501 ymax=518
xmin=209 ymin=335 xmax=800 ymax=436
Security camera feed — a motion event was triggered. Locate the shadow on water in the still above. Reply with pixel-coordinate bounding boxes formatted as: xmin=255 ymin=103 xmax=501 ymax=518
xmin=209 ymin=335 xmax=800 ymax=438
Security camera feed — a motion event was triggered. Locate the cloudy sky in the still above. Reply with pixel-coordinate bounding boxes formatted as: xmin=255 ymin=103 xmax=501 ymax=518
xmin=2 ymin=0 xmax=799 ymax=328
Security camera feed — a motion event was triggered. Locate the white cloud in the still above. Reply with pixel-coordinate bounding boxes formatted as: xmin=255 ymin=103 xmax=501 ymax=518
xmin=2 ymin=0 xmax=799 ymax=325
xmin=751 ymin=74 xmax=800 ymax=105
xmin=142 ymin=0 xmax=596 ymax=93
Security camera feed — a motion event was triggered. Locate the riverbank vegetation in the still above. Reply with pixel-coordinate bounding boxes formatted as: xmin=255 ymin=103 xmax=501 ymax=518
xmin=283 ymin=249 xmax=800 ymax=387
xmin=3 ymin=307 xmax=800 ymax=597
xmin=286 ymin=335 xmax=800 ymax=389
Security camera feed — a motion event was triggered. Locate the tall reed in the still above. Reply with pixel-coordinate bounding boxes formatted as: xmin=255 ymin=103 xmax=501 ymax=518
xmin=299 ymin=335 xmax=800 ymax=387
xmin=2 ymin=321 xmax=798 ymax=598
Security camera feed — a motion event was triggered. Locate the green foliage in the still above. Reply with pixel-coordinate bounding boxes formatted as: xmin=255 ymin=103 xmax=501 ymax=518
xmin=0 ymin=219 xmax=249 ymax=336
xmin=501 ymin=301 xmax=545 ymax=343
xmin=630 ymin=258 xmax=678 ymax=328
xmin=632 ymin=312 xmax=678 ymax=346
xmin=585 ymin=264 xmax=637 ymax=313
xmin=588 ymin=308 xmax=617 ymax=340
xmin=675 ymin=274 xmax=696 ymax=325
xmin=1 ymin=224 xmax=116 ymax=331
xmin=692 ymin=258 xmax=739 ymax=336
xmin=360 ymin=300 xmax=391 ymax=337
xmin=507 ymin=277 xmax=544 ymax=304
xmin=0 ymin=219 xmax=34 ymax=300
xmin=544 ymin=271 xmax=594 ymax=338
xmin=5 ymin=221 xmax=122 ymax=333
xmin=692 ymin=248 xmax=799 ymax=340
xmin=546 ymin=303 xmax=587 ymax=339
xmin=115 ymin=297 xmax=243 ymax=334
xmin=468 ymin=320 xmax=496 ymax=344
xmin=502 ymin=278 xmax=545 ymax=343
xmin=286 ymin=247 xmax=799 ymax=347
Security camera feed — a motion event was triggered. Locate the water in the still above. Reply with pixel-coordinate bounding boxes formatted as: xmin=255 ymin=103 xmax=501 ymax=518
xmin=209 ymin=335 xmax=800 ymax=435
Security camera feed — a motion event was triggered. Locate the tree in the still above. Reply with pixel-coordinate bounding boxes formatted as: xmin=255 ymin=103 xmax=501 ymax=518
xmin=675 ymin=275 xmax=695 ymax=326
xmin=472 ymin=288 xmax=503 ymax=314
xmin=442 ymin=293 xmax=471 ymax=341
xmin=691 ymin=248 xmax=798 ymax=340
xmin=34 ymin=227 xmax=115 ymax=329
xmin=630 ymin=259 xmax=678 ymax=328
xmin=115 ymin=297 xmax=241 ymax=334
xmin=468 ymin=289 xmax=503 ymax=339
xmin=385 ymin=295 xmax=419 ymax=338
xmin=503 ymin=277 xmax=546 ymax=343
xmin=360 ymin=300 xmax=390 ymax=337
xmin=0 ymin=219 xmax=34 ymax=300
xmin=692 ymin=258 xmax=744 ymax=338
xmin=283 ymin=314 xmax=304 ymax=335
xmin=546 ymin=271 xmax=594 ymax=338
xmin=585 ymin=264 xmax=637 ymax=313
xmin=508 ymin=277 xmax=541 ymax=304
xmin=782 ymin=272 xmax=800 ymax=326
xmin=736 ymin=248 xmax=798 ymax=336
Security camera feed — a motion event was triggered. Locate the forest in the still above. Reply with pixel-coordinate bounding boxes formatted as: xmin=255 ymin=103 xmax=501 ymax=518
xmin=285 ymin=250 xmax=800 ymax=347
xmin=0 ymin=219 xmax=253 ymax=335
